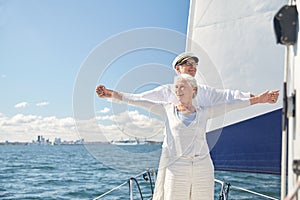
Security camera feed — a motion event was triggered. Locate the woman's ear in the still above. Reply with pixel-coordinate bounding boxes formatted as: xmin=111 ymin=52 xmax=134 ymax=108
xmin=193 ymin=87 xmax=197 ymax=93
xmin=193 ymin=87 xmax=198 ymax=98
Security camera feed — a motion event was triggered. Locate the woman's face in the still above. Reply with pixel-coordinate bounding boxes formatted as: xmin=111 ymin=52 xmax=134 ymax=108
xmin=175 ymin=78 xmax=194 ymax=102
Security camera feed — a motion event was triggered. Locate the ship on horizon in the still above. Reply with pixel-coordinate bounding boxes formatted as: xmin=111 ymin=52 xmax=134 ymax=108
xmin=111 ymin=137 xmax=161 ymax=145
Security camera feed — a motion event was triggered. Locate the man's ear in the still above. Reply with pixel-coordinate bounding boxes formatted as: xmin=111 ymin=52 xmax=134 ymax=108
xmin=175 ymin=65 xmax=181 ymax=74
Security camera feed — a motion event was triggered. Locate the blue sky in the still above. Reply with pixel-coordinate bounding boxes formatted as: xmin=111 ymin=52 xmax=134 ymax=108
xmin=0 ymin=0 xmax=190 ymax=142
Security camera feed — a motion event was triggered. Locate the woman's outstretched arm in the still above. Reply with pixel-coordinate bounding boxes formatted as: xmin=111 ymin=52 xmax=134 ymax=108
xmin=96 ymin=85 xmax=165 ymax=116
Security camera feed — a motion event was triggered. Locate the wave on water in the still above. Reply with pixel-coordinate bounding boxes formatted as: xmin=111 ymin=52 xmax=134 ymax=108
xmin=0 ymin=144 xmax=280 ymax=200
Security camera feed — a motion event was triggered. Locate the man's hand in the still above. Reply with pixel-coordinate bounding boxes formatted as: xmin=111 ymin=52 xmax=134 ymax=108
xmin=250 ymin=90 xmax=280 ymax=105
xmin=265 ymin=90 xmax=280 ymax=104
xmin=96 ymin=85 xmax=113 ymax=98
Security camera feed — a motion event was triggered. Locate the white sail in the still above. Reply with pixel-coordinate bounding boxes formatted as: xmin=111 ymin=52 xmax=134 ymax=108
xmin=187 ymin=0 xmax=300 ymax=198
xmin=186 ymin=0 xmax=287 ymax=129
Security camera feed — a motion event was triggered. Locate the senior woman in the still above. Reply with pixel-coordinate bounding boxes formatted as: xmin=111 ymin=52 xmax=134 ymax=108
xmin=96 ymin=74 xmax=278 ymax=200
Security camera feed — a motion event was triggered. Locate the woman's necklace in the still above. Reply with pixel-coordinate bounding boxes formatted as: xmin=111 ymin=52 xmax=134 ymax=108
xmin=176 ymin=104 xmax=195 ymax=114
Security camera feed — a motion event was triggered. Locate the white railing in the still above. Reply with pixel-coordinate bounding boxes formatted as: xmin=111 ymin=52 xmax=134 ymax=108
xmin=93 ymin=169 xmax=155 ymax=200
xmin=215 ymin=179 xmax=278 ymax=200
xmin=93 ymin=169 xmax=280 ymax=200
xmin=284 ymin=179 xmax=300 ymax=200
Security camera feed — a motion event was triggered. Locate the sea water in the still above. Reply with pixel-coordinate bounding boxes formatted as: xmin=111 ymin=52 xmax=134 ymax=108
xmin=0 ymin=144 xmax=280 ymax=200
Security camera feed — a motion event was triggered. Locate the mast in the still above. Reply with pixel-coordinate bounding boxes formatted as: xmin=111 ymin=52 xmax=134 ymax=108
xmin=274 ymin=1 xmax=299 ymax=199
xmin=288 ymin=1 xmax=300 ymax=198
xmin=186 ymin=0 xmax=196 ymax=51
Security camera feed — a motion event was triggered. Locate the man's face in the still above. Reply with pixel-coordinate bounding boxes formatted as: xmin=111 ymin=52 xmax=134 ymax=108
xmin=175 ymin=58 xmax=198 ymax=77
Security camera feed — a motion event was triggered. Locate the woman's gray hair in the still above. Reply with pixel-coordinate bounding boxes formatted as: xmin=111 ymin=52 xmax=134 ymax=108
xmin=175 ymin=74 xmax=198 ymax=98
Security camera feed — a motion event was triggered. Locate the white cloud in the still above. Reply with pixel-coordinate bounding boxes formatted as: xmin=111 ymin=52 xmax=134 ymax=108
xmin=14 ymin=102 xmax=29 ymax=108
xmin=98 ymin=107 xmax=110 ymax=114
xmin=36 ymin=102 xmax=49 ymax=107
xmin=1 ymin=74 xmax=6 ymax=78
xmin=11 ymin=114 xmax=41 ymax=123
xmin=0 ymin=113 xmax=78 ymax=142
xmin=95 ymin=110 xmax=165 ymax=141
xmin=0 ymin=109 xmax=165 ymax=143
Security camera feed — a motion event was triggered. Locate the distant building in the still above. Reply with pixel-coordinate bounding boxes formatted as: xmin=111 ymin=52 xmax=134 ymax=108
xmin=54 ymin=138 xmax=62 ymax=145
xmin=36 ymin=135 xmax=51 ymax=145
